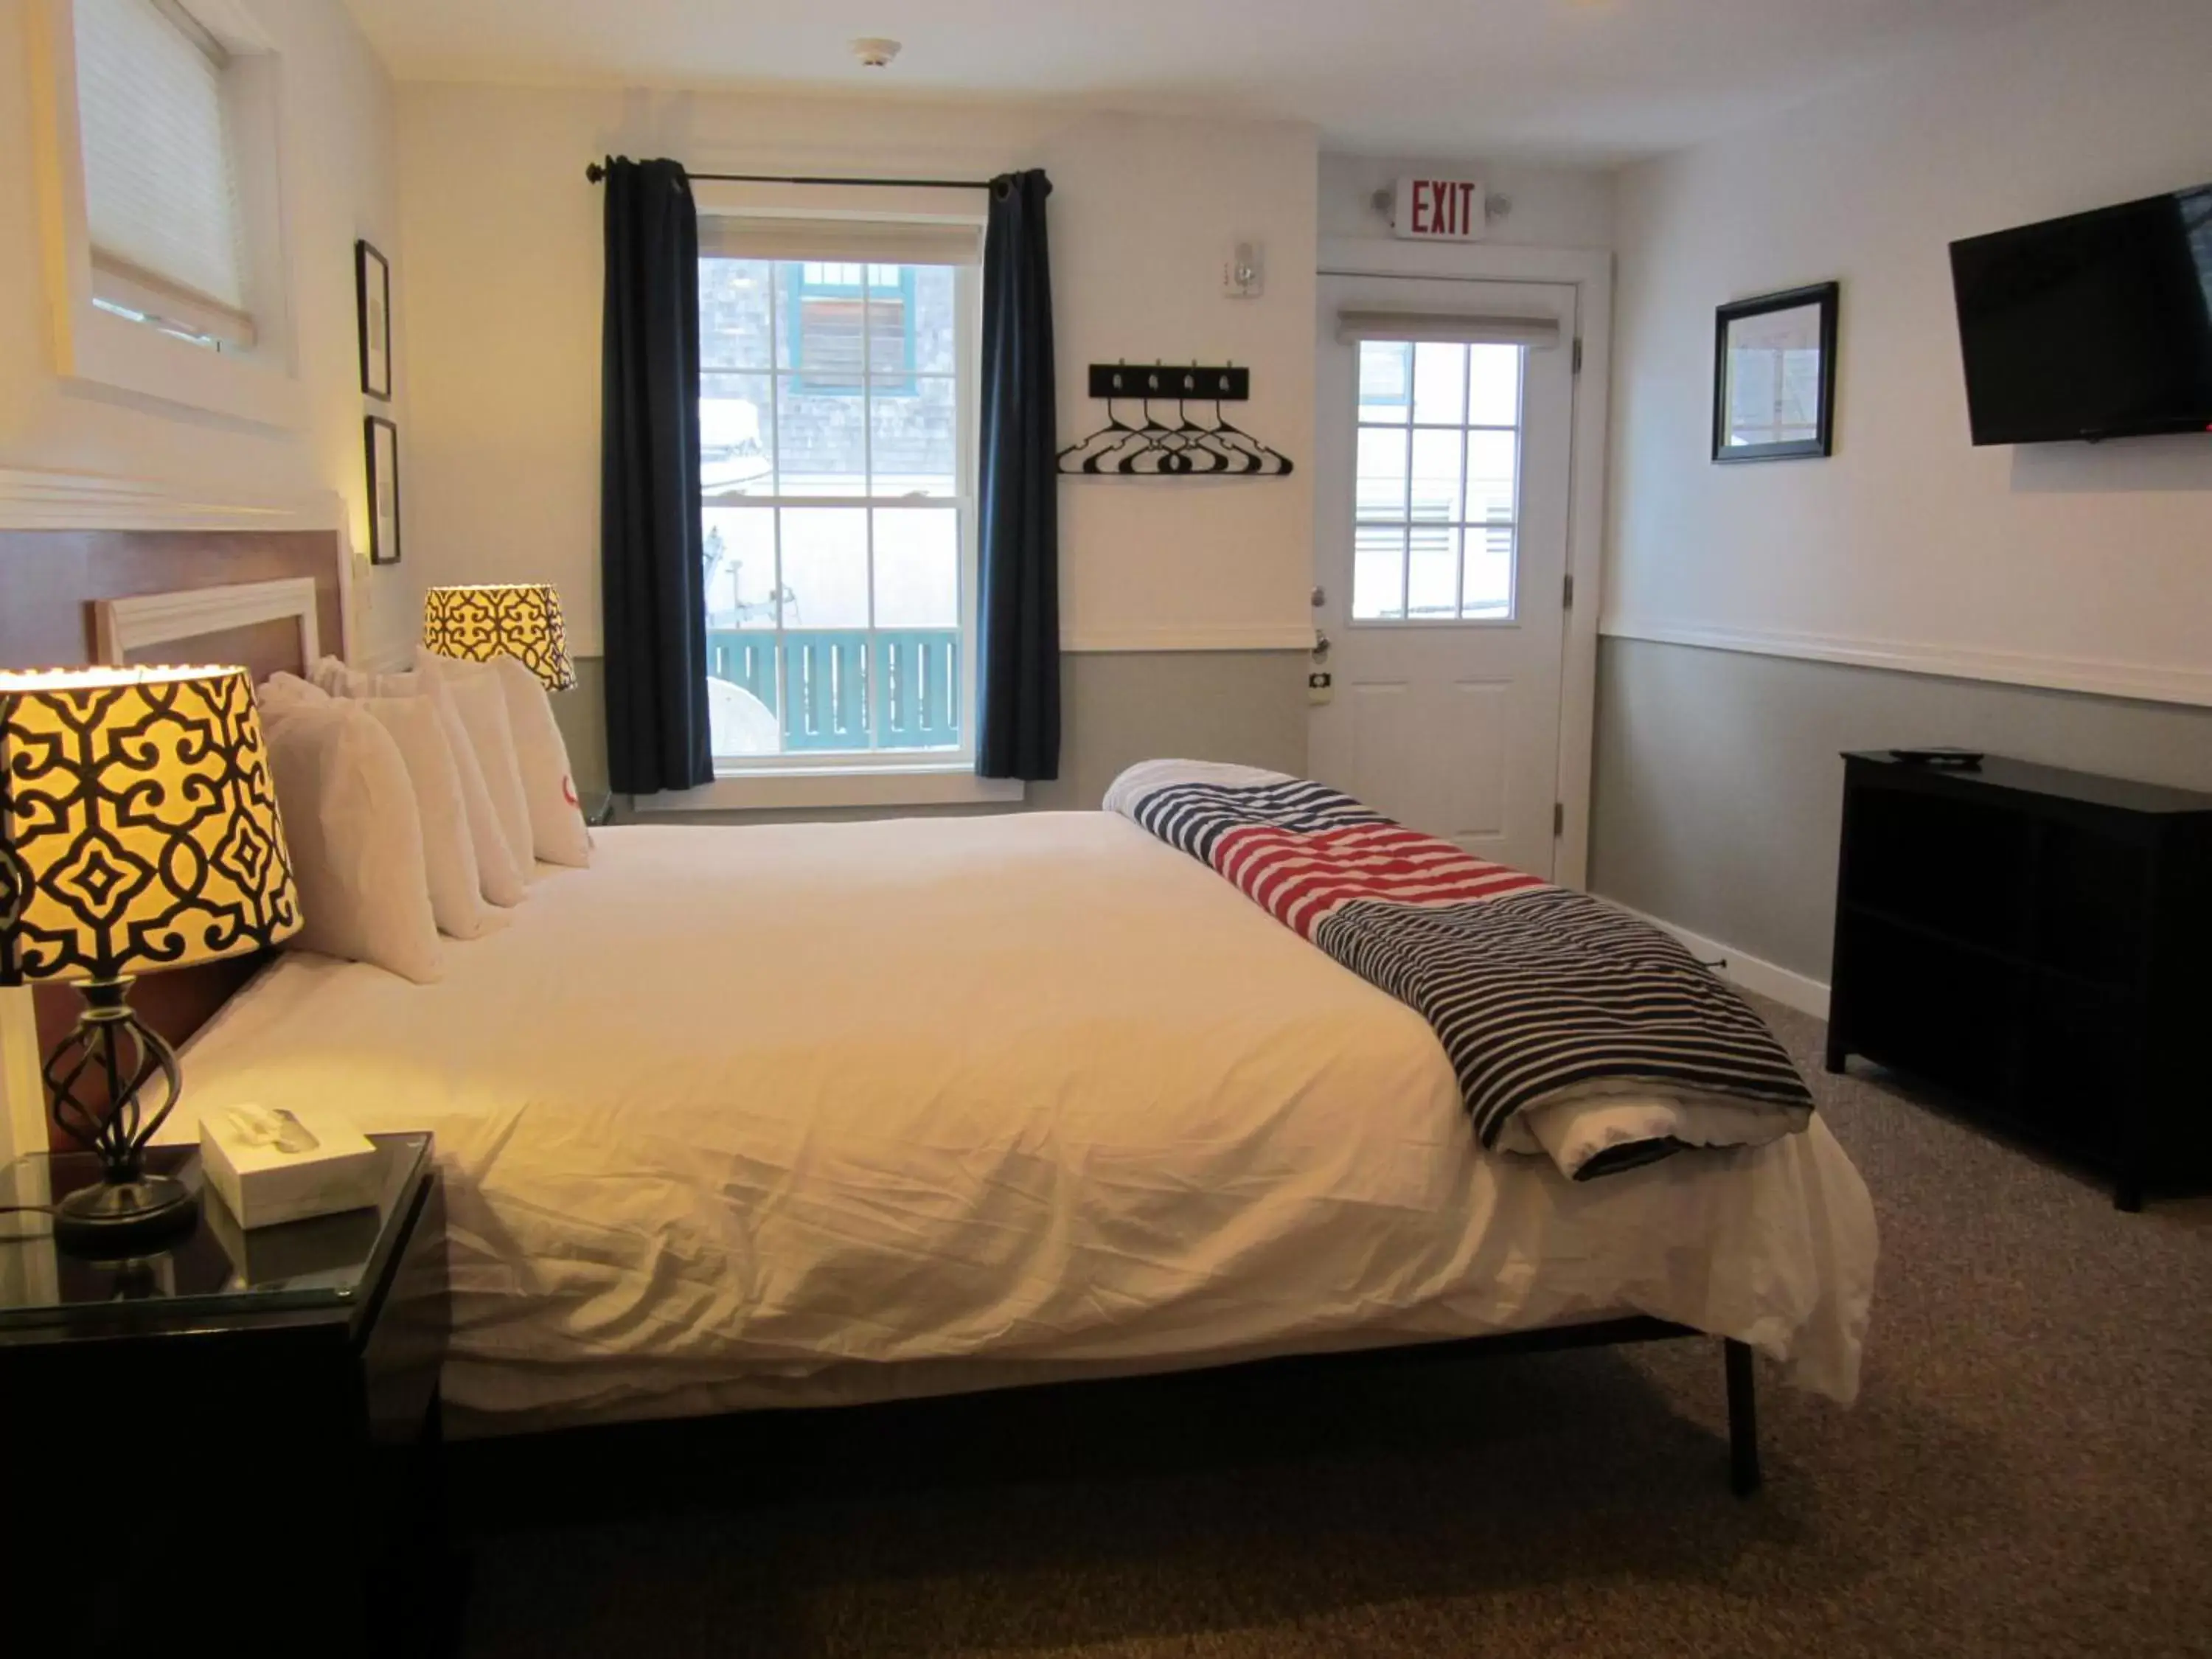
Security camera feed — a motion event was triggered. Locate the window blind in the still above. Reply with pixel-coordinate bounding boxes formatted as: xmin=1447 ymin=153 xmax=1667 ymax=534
xmin=74 ymin=0 xmax=253 ymax=344
xmin=1335 ymin=308 xmax=1560 ymax=348
xmin=698 ymin=215 xmax=983 ymax=266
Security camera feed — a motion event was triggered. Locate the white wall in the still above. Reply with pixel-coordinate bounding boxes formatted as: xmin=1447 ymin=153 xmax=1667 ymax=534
xmin=0 ymin=0 xmax=411 ymax=660
xmin=396 ymin=84 xmax=1318 ymax=658
xmin=1602 ymin=0 xmax=2212 ymax=704
xmin=1318 ymin=153 xmax=1614 ymax=251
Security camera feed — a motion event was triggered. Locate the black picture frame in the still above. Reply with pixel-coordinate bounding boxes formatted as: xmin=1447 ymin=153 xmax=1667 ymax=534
xmin=365 ymin=416 xmax=401 ymax=566
xmin=355 ymin=239 xmax=392 ymax=401
xmin=1712 ymin=281 xmax=1838 ymax=462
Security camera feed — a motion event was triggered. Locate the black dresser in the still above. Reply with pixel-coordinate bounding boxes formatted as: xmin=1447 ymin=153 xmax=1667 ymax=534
xmin=1827 ymin=752 xmax=2212 ymax=1210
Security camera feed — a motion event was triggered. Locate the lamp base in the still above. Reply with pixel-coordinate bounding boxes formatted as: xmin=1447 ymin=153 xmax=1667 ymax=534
xmin=51 ymin=1173 xmax=199 ymax=1256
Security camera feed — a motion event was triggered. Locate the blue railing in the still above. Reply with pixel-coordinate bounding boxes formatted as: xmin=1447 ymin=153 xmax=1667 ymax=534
xmin=706 ymin=627 xmax=961 ymax=753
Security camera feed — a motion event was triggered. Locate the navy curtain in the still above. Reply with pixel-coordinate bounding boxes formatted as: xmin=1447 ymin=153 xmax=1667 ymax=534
xmin=975 ymin=170 xmax=1060 ymax=782
xmin=599 ymin=156 xmax=712 ymax=796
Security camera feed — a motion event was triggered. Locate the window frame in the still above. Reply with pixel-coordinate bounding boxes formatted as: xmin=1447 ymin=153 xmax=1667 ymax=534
xmin=694 ymin=239 xmax=982 ymax=784
xmin=1349 ymin=338 xmax=1529 ymax=629
xmin=26 ymin=0 xmax=302 ymax=429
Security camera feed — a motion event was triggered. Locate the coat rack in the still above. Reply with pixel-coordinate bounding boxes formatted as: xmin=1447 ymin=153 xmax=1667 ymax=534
xmin=1056 ymin=364 xmax=1295 ymax=476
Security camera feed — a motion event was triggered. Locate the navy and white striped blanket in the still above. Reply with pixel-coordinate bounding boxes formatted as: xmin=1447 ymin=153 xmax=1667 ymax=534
xmin=1107 ymin=762 xmax=1813 ymax=1171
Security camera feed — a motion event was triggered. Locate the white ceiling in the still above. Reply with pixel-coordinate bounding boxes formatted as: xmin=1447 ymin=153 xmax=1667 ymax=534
xmin=342 ymin=0 xmax=2044 ymax=164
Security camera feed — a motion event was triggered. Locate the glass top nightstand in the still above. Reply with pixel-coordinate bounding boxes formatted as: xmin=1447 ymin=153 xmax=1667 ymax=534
xmin=0 ymin=1131 xmax=431 ymax=1332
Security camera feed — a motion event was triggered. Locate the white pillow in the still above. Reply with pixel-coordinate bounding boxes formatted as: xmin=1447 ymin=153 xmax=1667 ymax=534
xmin=490 ymin=655 xmax=591 ymax=867
xmin=257 ymin=671 xmax=329 ymax=714
xmin=357 ymin=695 xmax=504 ymax=941
xmin=420 ymin=653 xmax=534 ymax=880
xmin=312 ymin=658 xmax=528 ymax=908
xmin=260 ymin=702 xmax=444 ymax=984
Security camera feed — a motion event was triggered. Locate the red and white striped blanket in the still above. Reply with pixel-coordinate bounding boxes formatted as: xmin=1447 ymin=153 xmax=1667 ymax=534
xmin=1106 ymin=761 xmax=1814 ymax=1180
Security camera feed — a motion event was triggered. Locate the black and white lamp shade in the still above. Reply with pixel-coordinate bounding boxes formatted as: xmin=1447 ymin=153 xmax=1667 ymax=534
xmin=421 ymin=583 xmax=577 ymax=691
xmin=0 ymin=666 xmax=300 ymax=987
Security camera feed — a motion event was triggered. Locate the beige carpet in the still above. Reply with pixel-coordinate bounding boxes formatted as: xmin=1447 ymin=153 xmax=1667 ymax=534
xmin=451 ymin=996 xmax=2212 ymax=1658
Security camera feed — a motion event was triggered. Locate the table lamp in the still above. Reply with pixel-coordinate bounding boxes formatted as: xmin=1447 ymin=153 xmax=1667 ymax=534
xmin=422 ymin=583 xmax=576 ymax=691
xmin=0 ymin=667 xmax=299 ymax=1253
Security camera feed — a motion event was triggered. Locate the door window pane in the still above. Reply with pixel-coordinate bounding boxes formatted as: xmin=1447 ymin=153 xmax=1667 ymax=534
xmin=1411 ymin=343 xmax=1467 ymax=426
xmin=1468 ymin=344 xmax=1521 ymax=425
xmin=1357 ymin=341 xmax=1412 ymax=417
xmin=1465 ymin=431 xmax=1518 ymax=521
xmin=1464 ymin=526 xmax=1515 ymax=618
xmin=1352 ymin=525 xmax=1407 ymax=619
xmin=1408 ymin=526 xmax=1460 ymax=619
xmin=1356 ymin=426 xmax=1408 ymax=516
xmin=1410 ymin=428 xmax=1464 ymax=524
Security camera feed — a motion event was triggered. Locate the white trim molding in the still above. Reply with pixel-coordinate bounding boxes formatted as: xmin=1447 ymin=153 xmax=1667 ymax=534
xmin=635 ymin=765 xmax=1024 ymax=815
xmin=1061 ymin=624 xmax=1315 ymax=653
xmin=95 ymin=576 xmax=319 ymax=666
xmin=0 ymin=466 xmax=342 ymax=534
xmin=1604 ymin=901 xmax=1832 ymax=1022
xmin=1599 ymin=616 xmax=2212 ymax=711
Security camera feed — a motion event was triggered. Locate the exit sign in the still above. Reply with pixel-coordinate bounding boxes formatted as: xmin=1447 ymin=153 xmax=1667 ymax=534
xmin=1393 ymin=175 xmax=1486 ymax=242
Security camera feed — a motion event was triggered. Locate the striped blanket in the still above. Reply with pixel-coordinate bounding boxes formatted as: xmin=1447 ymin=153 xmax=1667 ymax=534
xmin=1106 ymin=761 xmax=1813 ymax=1179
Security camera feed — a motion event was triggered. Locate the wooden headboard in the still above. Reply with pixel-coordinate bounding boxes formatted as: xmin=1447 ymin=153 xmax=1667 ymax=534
xmin=0 ymin=526 xmax=348 ymax=1155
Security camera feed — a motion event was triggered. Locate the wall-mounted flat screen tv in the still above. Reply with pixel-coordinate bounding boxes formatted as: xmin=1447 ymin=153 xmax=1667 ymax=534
xmin=1950 ymin=184 xmax=2212 ymax=445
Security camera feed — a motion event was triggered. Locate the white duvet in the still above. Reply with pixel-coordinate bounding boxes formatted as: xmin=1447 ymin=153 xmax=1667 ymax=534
xmin=169 ymin=815 xmax=1877 ymax=1429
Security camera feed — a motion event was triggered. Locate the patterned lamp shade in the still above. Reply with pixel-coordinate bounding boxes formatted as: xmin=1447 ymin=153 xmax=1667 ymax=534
xmin=422 ymin=583 xmax=576 ymax=690
xmin=0 ymin=667 xmax=300 ymax=987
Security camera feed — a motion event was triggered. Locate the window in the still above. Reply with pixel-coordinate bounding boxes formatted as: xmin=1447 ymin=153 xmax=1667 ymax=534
xmin=787 ymin=262 xmax=916 ymax=393
xmin=1352 ymin=341 xmax=1525 ymax=622
xmin=698 ymin=223 xmax=978 ymax=768
xmin=73 ymin=0 xmax=253 ymax=349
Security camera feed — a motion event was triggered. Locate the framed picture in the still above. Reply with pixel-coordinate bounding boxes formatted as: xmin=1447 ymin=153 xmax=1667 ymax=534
xmin=1713 ymin=281 xmax=1838 ymax=462
xmin=365 ymin=416 xmax=402 ymax=566
xmin=356 ymin=239 xmax=392 ymax=400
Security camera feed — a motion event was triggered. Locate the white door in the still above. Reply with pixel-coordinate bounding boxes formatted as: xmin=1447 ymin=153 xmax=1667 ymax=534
xmin=1310 ymin=275 xmax=1576 ymax=876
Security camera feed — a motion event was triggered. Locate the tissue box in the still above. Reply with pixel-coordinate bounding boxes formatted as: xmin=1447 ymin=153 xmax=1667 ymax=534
xmin=200 ymin=1106 xmax=383 ymax=1230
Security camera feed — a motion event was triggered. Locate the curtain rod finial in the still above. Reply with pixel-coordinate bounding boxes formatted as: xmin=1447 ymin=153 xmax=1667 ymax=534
xmin=585 ymin=161 xmax=606 ymax=184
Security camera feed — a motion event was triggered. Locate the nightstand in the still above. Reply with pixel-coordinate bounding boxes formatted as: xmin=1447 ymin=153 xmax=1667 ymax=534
xmin=0 ymin=1133 xmax=451 ymax=1658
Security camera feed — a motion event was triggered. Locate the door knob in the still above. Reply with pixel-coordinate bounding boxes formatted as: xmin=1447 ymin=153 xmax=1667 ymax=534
xmin=1311 ymin=585 xmax=1326 ymax=608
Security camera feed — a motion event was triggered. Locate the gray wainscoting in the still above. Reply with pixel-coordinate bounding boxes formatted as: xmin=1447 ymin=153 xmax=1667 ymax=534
xmin=1591 ymin=636 xmax=2212 ymax=983
xmin=551 ymin=650 xmax=1310 ymax=824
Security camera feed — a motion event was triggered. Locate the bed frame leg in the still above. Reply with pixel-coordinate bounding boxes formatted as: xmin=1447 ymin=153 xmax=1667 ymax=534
xmin=1724 ymin=1338 xmax=1761 ymax=1498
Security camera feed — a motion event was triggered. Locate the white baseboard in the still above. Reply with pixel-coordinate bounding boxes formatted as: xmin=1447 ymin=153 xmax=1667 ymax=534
xmin=1604 ymin=902 xmax=1831 ymax=1022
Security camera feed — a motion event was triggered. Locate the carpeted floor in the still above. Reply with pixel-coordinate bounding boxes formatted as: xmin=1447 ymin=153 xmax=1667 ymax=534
xmin=446 ymin=997 xmax=2212 ymax=1658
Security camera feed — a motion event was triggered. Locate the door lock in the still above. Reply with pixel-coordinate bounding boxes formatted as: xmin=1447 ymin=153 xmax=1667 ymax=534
xmin=1312 ymin=629 xmax=1332 ymax=662
xmin=1311 ymin=585 xmax=1326 ymax=609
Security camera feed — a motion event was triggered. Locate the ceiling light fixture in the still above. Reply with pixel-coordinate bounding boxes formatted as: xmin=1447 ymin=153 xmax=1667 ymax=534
xmin=849 ymin=38 xmax=900 ymax=69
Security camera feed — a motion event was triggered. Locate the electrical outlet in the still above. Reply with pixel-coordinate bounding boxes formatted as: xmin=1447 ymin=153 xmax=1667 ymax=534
xmin=1307 ymin=670 xmax=1334 ymax=706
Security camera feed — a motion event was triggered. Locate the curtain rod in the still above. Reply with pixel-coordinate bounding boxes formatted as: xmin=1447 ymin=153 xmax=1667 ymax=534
xmin=585 ymin=161 xmax=992 ymax=190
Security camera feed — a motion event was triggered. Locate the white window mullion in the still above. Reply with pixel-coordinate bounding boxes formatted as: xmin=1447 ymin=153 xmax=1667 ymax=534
xmin=765 ymin=271 xmax=789 ymax=750
xmin=860 ymin=263 xmax=878 ymax=750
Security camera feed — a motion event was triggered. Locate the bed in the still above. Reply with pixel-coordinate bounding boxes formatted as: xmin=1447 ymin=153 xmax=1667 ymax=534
xmin=162 ymin=811 xmax=1877 ymax=1441
xmin=2 ymin=546 xmax=1876 ymax=1494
